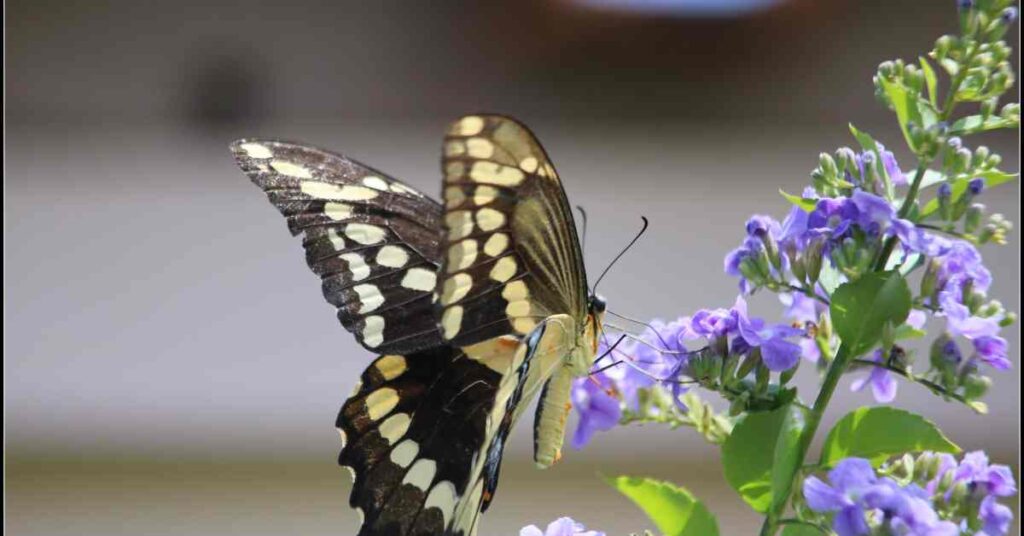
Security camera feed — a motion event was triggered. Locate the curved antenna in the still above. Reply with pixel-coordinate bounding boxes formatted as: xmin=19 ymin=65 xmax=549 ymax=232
xmin=592 ymin=216 xmax=649 ymax=296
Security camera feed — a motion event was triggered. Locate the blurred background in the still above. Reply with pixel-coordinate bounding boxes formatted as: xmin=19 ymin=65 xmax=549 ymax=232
xmin=5 ymin=0 xmax=1019 ymax=534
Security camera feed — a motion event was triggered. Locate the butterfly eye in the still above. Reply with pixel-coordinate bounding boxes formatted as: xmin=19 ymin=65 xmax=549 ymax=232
xmin=589 ymin=294 xmax=607 ymax=314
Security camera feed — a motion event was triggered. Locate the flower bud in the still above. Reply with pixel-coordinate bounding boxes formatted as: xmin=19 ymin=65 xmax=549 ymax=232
xmin=779 ymin=364 xmax=798 ymax=386
xmin=1001 ymin=102 xmax=1020 ymax=119
xmin=878 ymin=60 xmax=896 ymax=79
xmin=916 ymin=451 xmax=940 ymax=482
xmin=921 ymin=259 xmax=940 ymax=300
xmin=953 ymin=147 xmax=972 ymax=173
xmin=1001 ymin=7 xmax=1018 ymax=24
xmin=963 ymin=373 xmax=992 ymax=399
xmin=999 ymin=312 xmax=1016 ymax=327
xmin=980 ymin=97 xmax=998 ymax=117
xmin=965 ymin=203 xmax=984 ymax=233
xmin=785 ymin=241 xmax=807 ymax=283
xmin=934 ymin=35 xmax=955 ymax=59
xmin=804 ymin=237 xmax=825 ymax=284
xmin=946 ymin=136 xmax=963 ymax=150
xmin=736 ymin=352 xmax=759 ymax=380
xmin=819 ymin=152 xmax=838 ymax=179
xmin=938 ymin=183 xmax=954 ymax=221
xmin=972 ymin=146 xmax=990 ymax=167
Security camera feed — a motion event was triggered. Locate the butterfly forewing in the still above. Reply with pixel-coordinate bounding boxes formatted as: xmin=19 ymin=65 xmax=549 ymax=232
xmin=436 ymin=115 xmax=589 ymax=347
xmin=232 ymin=139 xmax=446 ymax=354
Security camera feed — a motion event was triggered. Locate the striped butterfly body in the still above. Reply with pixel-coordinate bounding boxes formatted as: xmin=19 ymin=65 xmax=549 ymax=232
xmin=232 ymin=115 xmax=605 ymax=536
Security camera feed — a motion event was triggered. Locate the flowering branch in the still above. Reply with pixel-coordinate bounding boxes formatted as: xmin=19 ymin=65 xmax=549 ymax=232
xmin=526 ymin=2 xmax=1019 ymax=535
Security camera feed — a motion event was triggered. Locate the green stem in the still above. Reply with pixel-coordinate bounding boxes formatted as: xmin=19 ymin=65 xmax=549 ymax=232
xmin=759 ymin=346 xmax=852 ymax=536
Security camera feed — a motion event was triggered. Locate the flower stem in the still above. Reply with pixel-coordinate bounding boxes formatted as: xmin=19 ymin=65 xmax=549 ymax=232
xmin=759 ymin=345 xmax=852 ymax=536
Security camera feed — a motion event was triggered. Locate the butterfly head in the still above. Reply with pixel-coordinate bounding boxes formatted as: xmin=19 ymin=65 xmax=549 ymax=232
xmin=578 ymin=293 xmax=608 ymax=371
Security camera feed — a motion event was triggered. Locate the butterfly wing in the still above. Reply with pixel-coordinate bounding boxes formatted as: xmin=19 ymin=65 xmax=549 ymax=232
xmin=337 ymin=337 xmax=526 ymax=536
xmin=436 ymin=115 xmax=589 ymax=347
xmin=231 ymin=139 xmax=446 ymax=354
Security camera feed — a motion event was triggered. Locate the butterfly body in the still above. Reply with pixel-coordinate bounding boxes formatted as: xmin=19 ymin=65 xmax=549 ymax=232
xmin=232 ymin=115 xmax=603 ymax=536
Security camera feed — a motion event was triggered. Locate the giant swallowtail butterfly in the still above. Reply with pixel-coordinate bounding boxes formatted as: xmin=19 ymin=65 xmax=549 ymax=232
xmin=231 ymin=114 xmax=606 ymax=536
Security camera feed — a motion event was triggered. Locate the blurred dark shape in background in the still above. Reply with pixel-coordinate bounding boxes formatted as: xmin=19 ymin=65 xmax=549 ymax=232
xmin=181 ymin=45 xmax=270 ymax=128
xmin=5 ymin=1 xmax=1018 ymax=535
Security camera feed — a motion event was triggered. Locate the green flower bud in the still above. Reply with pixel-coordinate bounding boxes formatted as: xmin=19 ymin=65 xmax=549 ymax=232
xmin=934 ymin=35 xmax=955 ymax=59
xmin=755 ymin=361 xmax=770 ymax=394
xmin=963 ymin=374 xmax=992 ymax=399
xmin=736 ymin=353 xmax=759 ymax=380
xmin=921 ymin=259 xmax=940 ymax=300
xmin=998 ymin=312 xmax=1016 ymax=327
xmin=965 ymin=203 xmax=985 ymax=233
xmin=878 ymin=60 xmax=896 ymax=79
xmin=985 ymin=153 xmax=1002 ymax=167
xmin=804 ymin=238 xmax=825 ymax=285
xmin=972 ymin=145 xmax=991 ymax=167
xmin=819 ymin=152 xmax=838 ymax=179
xmin=954 ymin=147 xmax=972 ymax=173
xmin=779 ymin=364 xmax=798 ymax=386
xmin=1001 ymin=102 xmax=1020 ymax=119
xmin=980 ymin=97 xmax=998 ymax=117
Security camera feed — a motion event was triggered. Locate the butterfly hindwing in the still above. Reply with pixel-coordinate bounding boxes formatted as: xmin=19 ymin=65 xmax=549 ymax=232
xmin=436 ymin=115 xmax=589 ymax=347
xmin=232 ymin=139 xmax=446 ymax=354
xmin=338 ymin=338 xmax=528 ymax=536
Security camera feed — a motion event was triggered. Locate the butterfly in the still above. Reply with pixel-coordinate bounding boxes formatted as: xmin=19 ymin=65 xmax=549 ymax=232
xmin=231 ymin=114 xmax=607 ymax=536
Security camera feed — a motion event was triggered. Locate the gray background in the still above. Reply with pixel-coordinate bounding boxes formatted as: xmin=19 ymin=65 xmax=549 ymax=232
xmin=6 ymin=1 xmax=1019 ymax=534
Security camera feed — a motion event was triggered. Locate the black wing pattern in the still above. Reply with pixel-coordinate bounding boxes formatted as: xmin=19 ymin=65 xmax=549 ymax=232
xmin=337 ymin=337 xmax=526 ymax=536
xmin=436 ymin=115 xmax=589 ymax=347
xmin=231 ymin=139 xmax=446 ymax=354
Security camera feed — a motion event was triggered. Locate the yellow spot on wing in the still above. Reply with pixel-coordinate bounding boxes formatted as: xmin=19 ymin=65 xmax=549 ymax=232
xmin=441 ymin=306 xmax=464 ymax=339
xmin=483 ymin=233 xmax=509 ymax=256
xmin=401 ymin=268 xmax=437 ymax=291
xmin=469 ymin=162 xmax=525 ymax=186
xmin=365 ymin=387 xmax=399 ymax=420
xmin=271 ymin=160 xmax=313 ymax=178
xmin=240 ymin=142 xmax=273 ymax=159
xmin=455 ymin=116 xmax=485 ymax=136
xmin=375 ymin=355 xmax=407 ymax=380
xmin=489 ymin=256 xmax=517 ymax=282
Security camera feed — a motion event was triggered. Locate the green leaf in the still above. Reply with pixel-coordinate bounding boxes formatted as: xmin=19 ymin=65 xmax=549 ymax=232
xmin=780 ymin=189 xmax=818 ymax=212
xmin=880 ymin=78 xmax=931 ymax=151
xmin=722 ymin=406 xmax=790 ymax=512
xmin=950 ymin=114 xmax=1017 ymax=135
xmin=919 ymin=57 xmax=939 ymax=109
xmin=605 ymin=476 xmax=719 ymax=536
xmin=917 ymin=169 xmax=947 ymax=190
xmin=820 ymin=407 xmax=961 ymax=467
xmin=830 ymin=271 xmax=911 ymax=357
xmin=921 ymin=170 xmax=1019 ymax=217
xmin=894 ymin=324 xmax=926 ymax=341
xmin=848 ymin=123 xmax=879 ymax=153
xmin=770 ymin=405 xmax=808 ymax=515
xmin=780 ymin=523 xmax=828 ymax=536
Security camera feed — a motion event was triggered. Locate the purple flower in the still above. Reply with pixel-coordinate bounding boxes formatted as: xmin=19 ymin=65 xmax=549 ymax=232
xmin=979 ymin=495 xmax=1014 ymax=535
xmin=734 ymin=296 xmax=803 ymax=371
xmin=805 ymin=458 xmax=957 ymax=536
xmin=878 ymin=144 xmax=908 ymax=186
xmin=968 ymin=177 xmax=985 ymax=195
xmin=803 ymin=458 xmax=877 ymax=536
xmin=973 ymin=336 xmax=1011 ymax=370
xmin=689 ymin=307 xmax=738 ymax=339
xmin=520 ymin=517 xmax=605 ymax=536
xmin=939 ymin=288 xmax=1001 ymax=340
xmin=570 ymin=372 xmax=622 ymax=449
xmin=952 ymin=451 xmax=1017 ymax=497
xmin=934 ymin=240 xmax=993 ymax=294
xmin=851 ymin=349 xmax=898 ymax=403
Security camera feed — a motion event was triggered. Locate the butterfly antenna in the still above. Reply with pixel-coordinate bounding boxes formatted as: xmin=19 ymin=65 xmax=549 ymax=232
xmin=592 ymin=216 xmax=649 ymax=295
xmin=605 ymin=309 xmax=675 ymax=350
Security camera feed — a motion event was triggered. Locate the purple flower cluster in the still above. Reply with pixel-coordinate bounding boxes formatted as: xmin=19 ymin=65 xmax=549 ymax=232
xmin=571 ymin=298 xmax=807 ymax=448
xmin=931 ymin=241 xmax=1010 ymax=371
xmin=520 ymin=517 xmax=604 ymax=536
xmin=804 ymin=458 xmax=959 ymax=535
xmin=930 ymin=451 xmax=1017 ymax=535
xmin=804 ymin=453 xmax=1017 ymax=536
